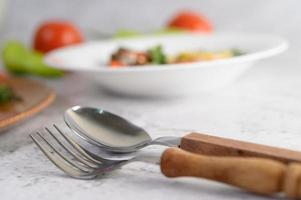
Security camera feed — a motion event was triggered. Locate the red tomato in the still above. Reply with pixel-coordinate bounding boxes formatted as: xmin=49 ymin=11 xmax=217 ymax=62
xmin=110 ymin=60 xmax=125 ymax=68
xmin=33 ymin=21 xmax=83 ymax=53
xmin=168 ymin=11 xmax=213 ymax=33
xmin=0 ymin=72 xmax=7 ymax=82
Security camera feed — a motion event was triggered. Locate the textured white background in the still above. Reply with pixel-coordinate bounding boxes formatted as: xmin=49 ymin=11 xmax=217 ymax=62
xmin=1 ymin=0 xmax=301 ymax=199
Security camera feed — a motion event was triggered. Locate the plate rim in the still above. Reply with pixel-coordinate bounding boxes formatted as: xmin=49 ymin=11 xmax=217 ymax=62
xmin=45 ymin=32 xmax=289 ymax=73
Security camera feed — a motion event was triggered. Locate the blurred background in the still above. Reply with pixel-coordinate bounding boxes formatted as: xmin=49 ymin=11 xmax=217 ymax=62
xmin=1 ymin=0 xmax=299 ymax=51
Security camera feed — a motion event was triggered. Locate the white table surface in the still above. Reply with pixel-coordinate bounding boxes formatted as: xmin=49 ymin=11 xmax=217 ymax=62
xmin=2 ymin=0 xmax=301 ymax=199
xmin=1 ymin=50 xmax=301 ymax=200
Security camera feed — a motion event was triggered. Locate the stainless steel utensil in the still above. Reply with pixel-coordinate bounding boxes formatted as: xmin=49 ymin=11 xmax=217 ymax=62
xmin=30 ymin=124 xmax=298 ymax=197
xmin=30 ymin=124 xmax=132 ymax=179
xmin=64 ymin=106 xmax=301 ymax=165
xmin=64 ymin=106 xmax=180 ymax=153
xmin=30 ymin=124 xmax=172 ymax=179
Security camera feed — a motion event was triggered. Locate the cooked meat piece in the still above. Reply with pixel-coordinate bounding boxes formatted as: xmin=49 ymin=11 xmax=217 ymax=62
xmin=111 ymin=48 xmax=150 ymax=66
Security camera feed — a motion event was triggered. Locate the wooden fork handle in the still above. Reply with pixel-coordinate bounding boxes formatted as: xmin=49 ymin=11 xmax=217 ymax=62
xmin=161 ymin=148 xmax=286 ymax=195
xmin=180 ymin=132 xmax=301 ymax=164
xmin=161 ymin=148 xmax=301 ymax=198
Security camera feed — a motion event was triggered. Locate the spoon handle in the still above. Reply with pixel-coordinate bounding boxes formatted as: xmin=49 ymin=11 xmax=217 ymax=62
xmin=160 ymin=147 xmax=301 ymax=198
xmin=181 ymin=132 xmax=301 ymax=163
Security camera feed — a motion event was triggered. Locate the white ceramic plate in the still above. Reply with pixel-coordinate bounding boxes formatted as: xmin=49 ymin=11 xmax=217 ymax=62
xmin=45 ymin=32 xmax=288 ymax=97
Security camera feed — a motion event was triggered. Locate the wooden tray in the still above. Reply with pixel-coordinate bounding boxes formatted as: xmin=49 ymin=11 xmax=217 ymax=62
xmin=0 ymin=78 xmax=55 ymax=131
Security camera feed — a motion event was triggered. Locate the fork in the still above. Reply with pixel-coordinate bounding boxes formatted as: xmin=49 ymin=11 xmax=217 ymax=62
xmin=30 ymin=124 xmax=301 ymax=197
xmin=30 ymin=125 xmax=126 ymax=179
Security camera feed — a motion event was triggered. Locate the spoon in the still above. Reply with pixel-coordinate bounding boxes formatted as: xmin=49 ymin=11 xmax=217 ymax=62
xmin=64 ymin=106 xmax=301 ymax=164
xmin=64 ymin=106 xmax=180 ymax=153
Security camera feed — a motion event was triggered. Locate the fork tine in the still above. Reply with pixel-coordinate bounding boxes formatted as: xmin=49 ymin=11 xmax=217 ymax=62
xmin=30 ymin=132 xmax=96 ymax=179
xmin=52 ymin=124 xmax=104 ymax=164
xmin=36 ymin=131 xmax=93 ymax=172
xmin=45 ymin=127 xmax=99 ymax=168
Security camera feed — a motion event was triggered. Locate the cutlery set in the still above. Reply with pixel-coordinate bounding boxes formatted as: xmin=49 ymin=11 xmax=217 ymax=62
xmin=31 ymin=106 xmax=301 ymax=199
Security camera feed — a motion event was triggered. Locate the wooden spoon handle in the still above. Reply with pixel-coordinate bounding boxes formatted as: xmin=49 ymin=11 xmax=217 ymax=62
xmin=180 ymin=132 xmax=301 ymax=163
xmin=161 ymin=148 xmax=286 ymax=195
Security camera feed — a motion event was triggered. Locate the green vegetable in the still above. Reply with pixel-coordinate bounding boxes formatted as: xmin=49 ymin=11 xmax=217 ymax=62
xmin=154 ymin=27 xmax=186 ymax=35
xmin=113 ymin=29 xmax=142 ymax=39
xmin=2 ymin=41 xmax=64 ymax=77
xmin=0 ymin=84 xmax=14 ymax=104
xmin=149 ymin=45 xmax=166 ymax=64
xmin=231 ymin=48 xmax=244 ymax=56
xmin=114 ymin=28 xmax=185 ymax=39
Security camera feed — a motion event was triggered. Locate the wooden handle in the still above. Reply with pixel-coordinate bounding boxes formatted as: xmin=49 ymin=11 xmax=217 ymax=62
xmin=161 ymin=148 xmax=286 ymax=195
xmin=181 ymin=132 xmax=301 ymax=164
xmin=283 ymin=163 xmax=301 ymax=198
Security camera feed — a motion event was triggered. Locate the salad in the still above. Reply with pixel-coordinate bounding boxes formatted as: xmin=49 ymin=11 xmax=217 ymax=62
xmin=109 ymin=45 xmax=244 ymax=67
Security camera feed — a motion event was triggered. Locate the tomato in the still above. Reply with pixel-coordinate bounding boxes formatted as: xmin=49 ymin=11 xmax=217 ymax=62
xmin=168 ymin=11 xmax=213 ymax=33
xmin=110 ymin=60 xmax=125 ymax=68
xmin=33 ymin=21 xmax=83 ymax=53
xmin=0 ymin=73 xmax=7 ymax=82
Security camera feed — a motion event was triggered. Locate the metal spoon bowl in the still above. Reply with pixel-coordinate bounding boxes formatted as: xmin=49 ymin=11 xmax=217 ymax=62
xmin=64 ymin=106 xmax=180 ymax=153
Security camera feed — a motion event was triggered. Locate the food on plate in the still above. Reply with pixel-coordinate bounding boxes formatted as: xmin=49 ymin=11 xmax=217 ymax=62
xmin=173 ymin=48 xmax=243 ymax=63
xmin=109 ymin=45 xmax=243 ymax=67
xmin=0 ymin=74 xmax=19 ymax=104
xmin=168 ymin=10 xmax=213 ymax=33
xmin=110 ymin=45 xmax=166 ymax=67
xmin=33 ymin=21 xmax=83 ymax=53
xmin=149 ymin=45 xmax=166 ymax=64
xmin=2 ymin=41 xmax=64 ymax=77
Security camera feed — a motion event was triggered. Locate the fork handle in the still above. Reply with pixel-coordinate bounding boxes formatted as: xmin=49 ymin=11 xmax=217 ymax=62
xmin=161 ymin=148 xmax=286 ymax=195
